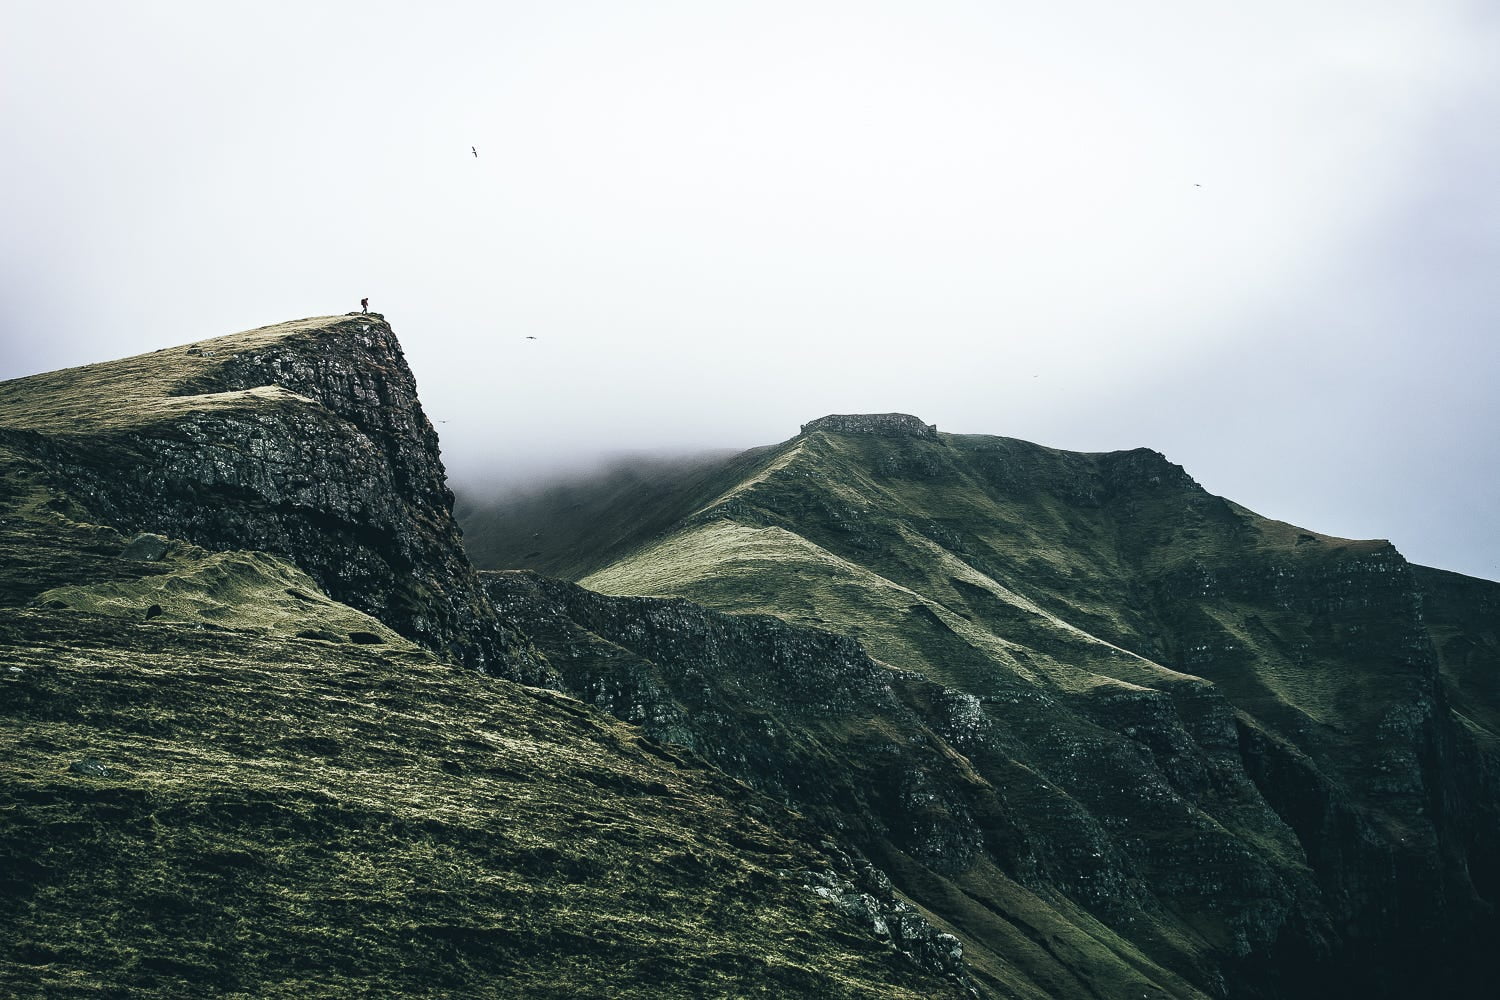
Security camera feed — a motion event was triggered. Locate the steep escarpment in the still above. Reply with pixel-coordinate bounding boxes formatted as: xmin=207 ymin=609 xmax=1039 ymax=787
xmin=1409 ymin=565 xmax=1500 ymax=913
xmin=464 ymin=417 xmax=1500 ymax=998
xmin=0 ymin=315 xmax=547 ymax=681
xmin=801 ymin=413 xmax=939 ymax=439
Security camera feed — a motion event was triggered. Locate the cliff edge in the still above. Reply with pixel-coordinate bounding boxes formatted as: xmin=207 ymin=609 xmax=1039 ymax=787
xmin=0 ymin=314 xmax=550 ymax=682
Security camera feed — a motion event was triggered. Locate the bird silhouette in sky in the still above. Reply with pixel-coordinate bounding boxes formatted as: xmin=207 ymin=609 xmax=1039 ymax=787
xmin=472 ymin=146 xmax=478 ymax=158
xmin=525 ymin=336 xmax=536 ymax=340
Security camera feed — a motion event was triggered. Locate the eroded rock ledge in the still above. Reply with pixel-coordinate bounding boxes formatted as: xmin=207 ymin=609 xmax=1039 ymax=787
xmin=801 ymin=413 xmax=938 ymax=439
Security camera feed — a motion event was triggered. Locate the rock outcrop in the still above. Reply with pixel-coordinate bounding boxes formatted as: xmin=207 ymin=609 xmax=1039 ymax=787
xmin=801 ymin=413 xmax=938 ymax=439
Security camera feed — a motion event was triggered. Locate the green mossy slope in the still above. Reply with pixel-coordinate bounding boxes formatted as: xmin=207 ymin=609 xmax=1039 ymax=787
xmin=0 ymin=456 xmax=969 ymax=999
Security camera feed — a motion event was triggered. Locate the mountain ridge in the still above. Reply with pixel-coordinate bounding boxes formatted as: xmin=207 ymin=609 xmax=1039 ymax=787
xmin=462 ymin=411 xmax=1500 ymax=998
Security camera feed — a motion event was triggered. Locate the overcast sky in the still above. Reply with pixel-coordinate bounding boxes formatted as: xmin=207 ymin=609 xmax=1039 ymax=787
xmin=3 ymin=1 xmax=1497 ymax=580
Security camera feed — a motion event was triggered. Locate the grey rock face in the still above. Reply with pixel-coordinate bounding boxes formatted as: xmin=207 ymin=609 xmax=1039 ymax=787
xmin=67 ymin=757 xmax=111 ymax=777
xmin=801 ymin=866 xmax=973 ymax=992
xmin=801 ymin=413 xmax=939 ymax=439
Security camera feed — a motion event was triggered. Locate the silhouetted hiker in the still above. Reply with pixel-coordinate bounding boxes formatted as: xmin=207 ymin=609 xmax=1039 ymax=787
xmin=361 ymin=297 xmax=369 ymax=313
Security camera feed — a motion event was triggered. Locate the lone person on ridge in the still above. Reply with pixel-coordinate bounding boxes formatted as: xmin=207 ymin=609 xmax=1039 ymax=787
xmin=361 ymin=297 xmax=369 ymax=314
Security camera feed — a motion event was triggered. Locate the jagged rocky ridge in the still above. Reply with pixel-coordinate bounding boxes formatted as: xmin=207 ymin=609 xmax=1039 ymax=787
xmin=801 ymin=413 xmax=939 ymax=439
xmin=465 ymin=414 xmax=1500 ymax=999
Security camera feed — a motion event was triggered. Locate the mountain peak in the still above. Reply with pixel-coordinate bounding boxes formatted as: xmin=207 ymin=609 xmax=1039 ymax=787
xmin=800 ymin=412 xmax=938 ymax=439
xmin=0 ymin=313 xmax=551 ymax=682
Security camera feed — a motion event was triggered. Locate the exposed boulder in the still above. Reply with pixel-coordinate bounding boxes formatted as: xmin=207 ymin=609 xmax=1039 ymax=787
xmin=118 ymin=533 xmax=170 ymax=562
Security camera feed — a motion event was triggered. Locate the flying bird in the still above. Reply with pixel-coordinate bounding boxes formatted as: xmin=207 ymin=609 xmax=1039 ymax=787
xmin=472 ymin=146 xmax=478 ymax=158
xmin=525 ymin=336 xmax=537 ymax=340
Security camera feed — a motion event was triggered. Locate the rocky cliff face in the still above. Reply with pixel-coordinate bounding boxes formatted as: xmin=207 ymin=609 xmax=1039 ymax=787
xmin=801 ymin=413 xmax=939 ymax=439
xmin=0 ymin=315 xmax=550 ymax=682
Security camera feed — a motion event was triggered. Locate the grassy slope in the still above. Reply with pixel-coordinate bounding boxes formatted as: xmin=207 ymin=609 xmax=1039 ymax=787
xmin=581 ymin=432 xmax=1206 ymax=696
xmin=0 ymin=627 xmax=957 ymax=997
xmin=581 ymin=429 xmax=1426 ymax=752
xmin=0 ymin=316 xmax=344 ymax=437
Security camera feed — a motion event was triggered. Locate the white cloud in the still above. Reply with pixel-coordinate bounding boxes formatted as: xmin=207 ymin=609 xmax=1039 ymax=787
xmin=2 ymin=1 xmax=1497 ymax=578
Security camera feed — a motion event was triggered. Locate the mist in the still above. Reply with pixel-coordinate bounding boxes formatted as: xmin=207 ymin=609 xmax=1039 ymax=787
xmin=3 ymin=1 xmax=1496 ymax=580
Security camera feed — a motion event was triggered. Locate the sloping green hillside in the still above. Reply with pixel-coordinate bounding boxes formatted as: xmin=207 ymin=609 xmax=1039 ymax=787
xmin=464 ymin=414 xmax=1500 ymax=998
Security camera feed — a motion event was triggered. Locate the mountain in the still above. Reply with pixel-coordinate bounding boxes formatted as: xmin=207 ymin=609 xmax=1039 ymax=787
xmin=0 ymin=322 xmax=974 ymax=998
xmin=5 ymin=314 xmax=1495 ymax=998
xmin=462 ymin=411 xmax=1500 ymax=998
